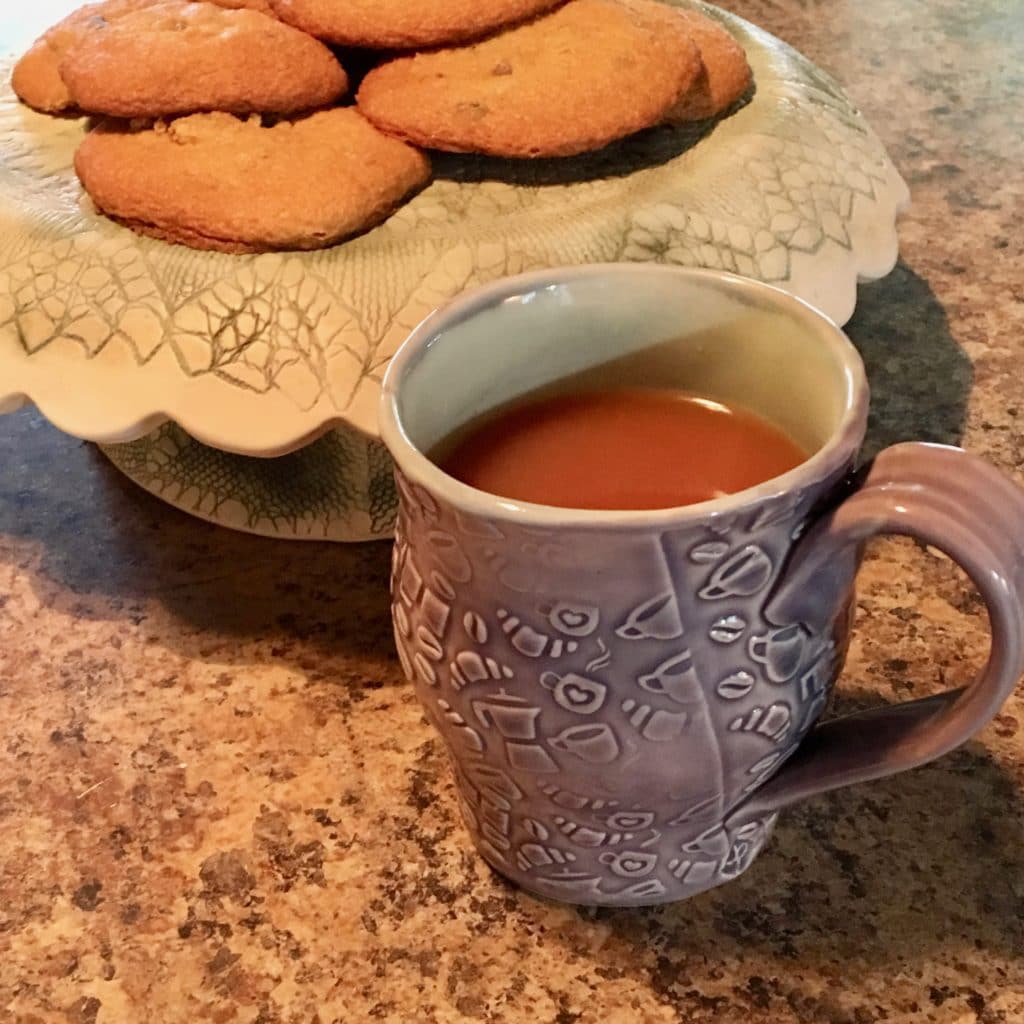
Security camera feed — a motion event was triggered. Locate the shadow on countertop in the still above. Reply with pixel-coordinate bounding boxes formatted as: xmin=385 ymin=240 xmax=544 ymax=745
xmin=0 ymin=257 xmax=972 ymax=679
xmin=558 ymin=732 xmax=1024 ymax=1012
xmin=846 ymin=259 xmax=972 ymax=460
xmin=0 ymin=408 xmax=398 ymax=677
xmin=1 ymin=259 xmax=1017 ymax=1004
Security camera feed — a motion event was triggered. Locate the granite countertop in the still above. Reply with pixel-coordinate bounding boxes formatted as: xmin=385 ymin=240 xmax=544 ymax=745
xmin=3 ymin=0 xmax=1024 ymax=1021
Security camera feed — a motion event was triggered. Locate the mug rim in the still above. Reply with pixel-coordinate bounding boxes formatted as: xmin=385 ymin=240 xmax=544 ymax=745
xmin=379 ymin=264 xmax=869 ymax=528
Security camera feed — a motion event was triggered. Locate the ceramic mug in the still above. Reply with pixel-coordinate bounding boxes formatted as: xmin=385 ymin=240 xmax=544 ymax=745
xmin=379 ymin=265 xmax=1024 ymax=907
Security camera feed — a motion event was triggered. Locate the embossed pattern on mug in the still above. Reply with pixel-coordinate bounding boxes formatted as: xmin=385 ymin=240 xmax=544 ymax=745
xmin=389 ymin=461 xmax=852 ymax=906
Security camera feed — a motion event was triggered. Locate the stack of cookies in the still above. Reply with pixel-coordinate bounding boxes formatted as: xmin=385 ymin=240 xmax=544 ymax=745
xmin=12 ymin=0 xmax=753 ymax=253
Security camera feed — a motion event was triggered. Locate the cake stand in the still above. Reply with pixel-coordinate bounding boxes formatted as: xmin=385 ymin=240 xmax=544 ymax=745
xmin=0 ymin=0 xmax=909 ymax=541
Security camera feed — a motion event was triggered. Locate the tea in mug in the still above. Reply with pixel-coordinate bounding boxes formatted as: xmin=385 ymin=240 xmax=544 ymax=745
xmin=434 ymin=387 xmax=808 ymax=510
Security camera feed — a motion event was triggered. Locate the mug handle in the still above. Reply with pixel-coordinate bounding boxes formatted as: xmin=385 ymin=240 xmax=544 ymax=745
xmin=727 ymin=442 xmax=1024 ymax=828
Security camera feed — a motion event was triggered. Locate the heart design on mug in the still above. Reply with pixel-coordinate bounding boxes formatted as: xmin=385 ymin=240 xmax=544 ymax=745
xmin=563 ymin=683 xmax=592 ymax=705
xmin=547 ymin=602 xmax=600 ymax=637
xmin=602 ymin=811 xmax=655 ymax=831
xmin=541 ymin=671 xmax=607 ymax=715
xmin=599 ymin=850 xmax=657 ymax=878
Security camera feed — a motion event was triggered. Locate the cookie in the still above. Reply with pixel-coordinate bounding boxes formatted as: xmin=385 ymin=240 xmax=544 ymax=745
xmin=12 ymin=0 xmax=157 ymax=113
xmin=12 ymin=40 xmax=76 ymax=113
xmin=12 ymin=0 xmax=281 ymax=114
xmin=208 ymin=0 xmax=276 ymax=11
xmin=356 ymin=0 xmax=702 ymax=158
xmin=667 ymin=10 xmax=753 ymax=122
xmin=267 ymin=0 xmax=564 ymax=50
xmin=73 ymin=109 xmax=431 ymax=252
xmin=59 ymin=2 xmax=346 ymax=118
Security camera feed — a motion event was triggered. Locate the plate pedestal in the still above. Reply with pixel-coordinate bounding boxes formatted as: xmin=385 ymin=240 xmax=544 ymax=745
xmin=100 ymin=423 xmax=398 ymax=542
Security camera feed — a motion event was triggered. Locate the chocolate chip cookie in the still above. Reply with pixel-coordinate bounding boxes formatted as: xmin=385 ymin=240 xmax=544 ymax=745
xmin=356 ymin=0 xmax=702 ymax=158
xmin=667 ymin=9 xmax=753 ymax=122
xmin=59 ymin=1 xmax=346 ymax=118
xmin=74 ymin=109 xmax=431 ymax=252
xmin=13 ymin=0 xmax=156 ymax=113
xmin=12 ymin=0 xmax=282 ymax=113
xmin=268 ymin=0 xmax=565 ymax=50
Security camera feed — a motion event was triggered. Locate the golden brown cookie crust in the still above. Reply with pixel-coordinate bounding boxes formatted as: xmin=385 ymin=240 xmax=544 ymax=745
xmin=356 ymin=0 xmax=702 ymax=158
xmin=12 ymin=0 xmax=159 ymax=112
xmin=667 ymin=9 xmax=753 ymax=122
xmin=105 ymin=216 xmax=270 ymax=253
xmin=11 ymin=40 xmax=71 ymax=114
xmin=208 ymin=0 xmax=276 ymax=13
xmin=59 ymin=2 xmax=346 ymax=118
xmin=268 ymin=0 xmax=565 ymax=49
xmin=11 ymin=0 xmax=282 ymax=114
xmin=73 ymin=110 xmax=432 ymax=252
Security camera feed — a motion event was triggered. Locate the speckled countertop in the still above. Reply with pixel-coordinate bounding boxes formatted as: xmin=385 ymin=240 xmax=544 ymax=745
xmin=3 ymin=0 xmax=1024 ymax=1021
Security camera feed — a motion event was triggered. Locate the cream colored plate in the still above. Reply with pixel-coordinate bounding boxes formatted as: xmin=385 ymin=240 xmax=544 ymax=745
xmin=0 ymin=0 xmax=908 ymax=539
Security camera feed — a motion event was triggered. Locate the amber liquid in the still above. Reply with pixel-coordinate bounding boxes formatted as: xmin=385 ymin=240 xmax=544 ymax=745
xmin=434 ymin=388 xmax=808 ymax=510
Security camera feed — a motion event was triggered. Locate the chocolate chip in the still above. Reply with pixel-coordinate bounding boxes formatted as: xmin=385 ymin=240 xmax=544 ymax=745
xmin=456 ymin=101 xmax=490 ymax=120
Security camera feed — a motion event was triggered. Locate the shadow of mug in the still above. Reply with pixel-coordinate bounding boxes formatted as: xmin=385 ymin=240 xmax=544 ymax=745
xmin=550 ymin=725 xmax=1024 ymax=1006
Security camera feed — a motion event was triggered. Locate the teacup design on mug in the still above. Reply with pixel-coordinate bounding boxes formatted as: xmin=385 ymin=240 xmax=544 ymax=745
xmin=381 ymin=265 xmax=1024 ymax=907
xmin=540 ymin=671 xmax=608 ymax=715
xmin=637 ymin=649 xmax=702 ymax=704
xmin=696 ymin=544 xmax=774 ymax=599
xmin=548 ymin=724 xmax=621 ymax=764
xmin=748 ymin=624 xmax=812 ymax=683
xmin=615 ymin=592 xmax=684 ymax=640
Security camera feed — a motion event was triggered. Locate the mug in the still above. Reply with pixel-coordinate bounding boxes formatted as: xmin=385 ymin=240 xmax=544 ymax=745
xmin=379 ymin=265 xmax=1024 ymax=907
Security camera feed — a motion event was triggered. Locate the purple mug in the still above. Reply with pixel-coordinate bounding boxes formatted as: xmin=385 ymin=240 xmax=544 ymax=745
xmin=379 ymin=265 xmax=1024 ymax=907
